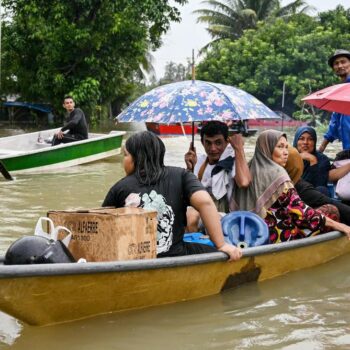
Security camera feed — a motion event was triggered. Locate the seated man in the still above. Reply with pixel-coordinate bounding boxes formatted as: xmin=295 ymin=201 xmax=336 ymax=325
xmin=52 ymin=96 xmax=88 ymax=146
xmin=184 ymin=121 xmax=251 ymax=231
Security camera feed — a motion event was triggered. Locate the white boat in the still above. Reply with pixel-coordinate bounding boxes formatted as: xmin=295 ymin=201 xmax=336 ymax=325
xmin=0 ymin=128 xmax=125 ymax=175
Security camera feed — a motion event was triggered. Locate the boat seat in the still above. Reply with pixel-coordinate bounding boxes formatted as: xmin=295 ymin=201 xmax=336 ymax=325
xmin=36 ymin=142 xmax=51 ymax=148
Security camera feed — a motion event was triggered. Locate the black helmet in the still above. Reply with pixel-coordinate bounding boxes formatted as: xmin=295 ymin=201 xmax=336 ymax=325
xmin=4 ymin=236 xmax=76 ymax=265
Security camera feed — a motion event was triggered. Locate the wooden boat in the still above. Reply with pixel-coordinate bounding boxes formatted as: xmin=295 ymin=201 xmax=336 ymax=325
xmin=247 ymin=112 xmax=307 ymax=128
xmin=0 ymin=231 xmax=348 ymax=326
xmin=146 ymin=122 xmax=198 ymax=135
xmin=0 ymin=129 xmax=125 ymax=175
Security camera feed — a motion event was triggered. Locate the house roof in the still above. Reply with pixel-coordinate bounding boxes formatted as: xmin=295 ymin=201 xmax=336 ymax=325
xmin=3 ymin=101 xmax=52 ymax=113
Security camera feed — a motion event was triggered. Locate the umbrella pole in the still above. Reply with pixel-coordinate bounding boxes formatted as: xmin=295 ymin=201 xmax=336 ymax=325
xmin=191 ymin=122 xmax=195 ymax=150
xmin=191 ymin=49 xmax=195 ymax=151
xmin=179 ymin=121 xmax=186 ymax=137
xmin=191 ymin=49 xmax=196 ymax=82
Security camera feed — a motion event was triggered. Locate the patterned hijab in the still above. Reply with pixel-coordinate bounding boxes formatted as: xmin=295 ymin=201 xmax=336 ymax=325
xmin=285 ymin=146 xmax=304 ymax=185
xmin=233 ymin=129 xmax=293 ymax=218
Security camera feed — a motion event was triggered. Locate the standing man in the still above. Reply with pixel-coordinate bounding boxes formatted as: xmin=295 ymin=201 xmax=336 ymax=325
xmin=319 ymin=49 xmax=350 ymax=152
xmin=52 ymin=96 xmax=88 ymax=146
xmin=184 ymin=121 xmax=251 ymax=231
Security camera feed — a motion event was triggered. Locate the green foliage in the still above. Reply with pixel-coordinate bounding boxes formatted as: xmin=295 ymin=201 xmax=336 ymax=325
xmin=1 ymin=0 xmax=187 ymax=117
xmin=195 ymin=0 xmax=313 ymax=49
xmin=196 ymin=7 xmax=350 ymax=115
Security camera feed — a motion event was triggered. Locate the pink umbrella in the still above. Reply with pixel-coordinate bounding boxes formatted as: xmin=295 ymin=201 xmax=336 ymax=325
xmin=302 ymin=83 xmax=350 ymax=115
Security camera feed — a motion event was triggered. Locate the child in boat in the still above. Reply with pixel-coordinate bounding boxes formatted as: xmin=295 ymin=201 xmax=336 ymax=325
xmin=233 ymin=129 xmax=350 ymax=243
xmin=102 ymin=131 xmax=242 ymax=261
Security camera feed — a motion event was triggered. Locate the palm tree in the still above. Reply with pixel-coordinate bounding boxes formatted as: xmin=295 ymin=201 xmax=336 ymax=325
xmin=195 ymin=0 xmax=314 ymax=47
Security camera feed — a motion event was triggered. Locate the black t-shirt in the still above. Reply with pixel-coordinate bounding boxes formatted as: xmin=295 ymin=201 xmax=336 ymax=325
xmin=102 ymin=166 xmax=204 ymax=255
xmin=61 ymin=108 xmax=88 ymax=139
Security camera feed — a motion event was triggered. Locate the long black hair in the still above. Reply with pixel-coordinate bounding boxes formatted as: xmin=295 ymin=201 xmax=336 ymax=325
xmin=125 ymin=131 xmax=165 ymax=185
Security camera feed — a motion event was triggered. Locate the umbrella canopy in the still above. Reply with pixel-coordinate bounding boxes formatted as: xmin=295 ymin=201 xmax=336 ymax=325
xmin=116 ymin=80 xmax=279 ymax=123
xmin=302 ymin=83 xmax=350 ymax=115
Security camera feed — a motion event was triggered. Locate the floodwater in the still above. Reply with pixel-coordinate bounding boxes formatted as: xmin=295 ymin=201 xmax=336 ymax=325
xmin=0 ymin=124 xmax=349 ymax=350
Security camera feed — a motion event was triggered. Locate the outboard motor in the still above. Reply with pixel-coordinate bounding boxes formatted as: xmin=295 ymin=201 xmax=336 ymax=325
xmin=4 ymin=236 xmax=76 ymax=265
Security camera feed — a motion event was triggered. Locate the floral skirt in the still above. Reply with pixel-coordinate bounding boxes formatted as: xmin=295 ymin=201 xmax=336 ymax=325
xmin=267 ymin=204 xmax=339 ymax=243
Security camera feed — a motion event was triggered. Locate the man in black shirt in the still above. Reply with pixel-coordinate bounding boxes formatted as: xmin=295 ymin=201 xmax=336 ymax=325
xmin=52 ymin=96 xmax=88 ymax=146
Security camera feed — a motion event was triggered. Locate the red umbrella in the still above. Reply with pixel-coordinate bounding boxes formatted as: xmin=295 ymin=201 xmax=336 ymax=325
xmin=302 ymin=83 xmax=350 ymax=115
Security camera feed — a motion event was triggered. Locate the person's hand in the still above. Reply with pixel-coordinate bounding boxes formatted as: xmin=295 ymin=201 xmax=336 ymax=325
xmin=318 ymin=139 xmax=328 ymax=153
xmin=55 ymin=130 xmax=65 ymax=139
xmin=325 ymin=217 xmax=350 ymax=240
xmin=228 ymin=133 xmax=244 ymax=151
xmin=299 ymin=152 xmax=318 ymax=165
xmin=336 ymin=222 xmax=350 ymax=240
xmin=342 ymin=226 xmax=350 ymax=240
xmin=318 ymin=145 xmax=325 ymax=153
xmin=184 ymin=142 xmax=197 ymax=171
xmin=218 ymin=242 xmax=243 ymax=261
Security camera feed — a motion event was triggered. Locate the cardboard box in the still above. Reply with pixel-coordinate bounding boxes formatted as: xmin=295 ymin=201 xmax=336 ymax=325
xmin=47 ymin=207 xmax=158 ymax=262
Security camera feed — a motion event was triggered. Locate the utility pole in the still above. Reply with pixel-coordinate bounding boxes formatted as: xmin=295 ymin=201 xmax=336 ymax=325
xmin=281 ymin=81 xmax=285 ymax=131
xmin=0 ymin=0 xmax=2 ymax=93
xmin=191 ymin=49 xmax=195 ymax=82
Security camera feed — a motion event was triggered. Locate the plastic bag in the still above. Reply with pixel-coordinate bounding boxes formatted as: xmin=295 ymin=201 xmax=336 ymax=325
xmin=34 ymin=216 xmax=72 ymax=247
xmin=34 ymin=217 xmax=87 ymax=263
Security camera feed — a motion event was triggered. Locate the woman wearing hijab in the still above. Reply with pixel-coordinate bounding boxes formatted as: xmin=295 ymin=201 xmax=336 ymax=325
xmin=103 ymin=131 xmax=242 ymax=261
xmin=234 ymin=129 xmax=350 ymax=243
xmin=294 ymin=126 xmax=350 ymax=199
xmin=293 ymin=126 xmax=331 ymax=195
xmin=285 ymin=146 xmax=339 ymax=222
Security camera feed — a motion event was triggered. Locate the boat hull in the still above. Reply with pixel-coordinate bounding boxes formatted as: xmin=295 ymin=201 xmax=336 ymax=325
xmin=0 ymin=130 xmax=125 ymax=174
xmin=247 ymin=119 xmax=306 ymax=128
xmin=0 ymin=232 xmax=348 ymax=326
xmin=146 ymin=122 xmax=198 ymax=135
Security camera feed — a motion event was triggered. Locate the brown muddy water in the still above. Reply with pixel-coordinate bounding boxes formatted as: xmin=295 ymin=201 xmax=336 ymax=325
xmin=0 ymin=124 xmax=349 ymax=350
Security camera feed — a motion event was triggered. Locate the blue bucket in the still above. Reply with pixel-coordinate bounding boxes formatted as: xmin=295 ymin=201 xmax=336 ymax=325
xmin=221 ymin=211 xmax=269 ymax=248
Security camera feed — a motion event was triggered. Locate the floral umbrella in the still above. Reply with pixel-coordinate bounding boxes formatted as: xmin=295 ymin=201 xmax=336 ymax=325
xmin=116 ymin=80 xmax=279 ymax=124
xmin=302 ymin=82 xmax=350 ymax=115
xmin=116 ymin=80 xmax=279 ymax=145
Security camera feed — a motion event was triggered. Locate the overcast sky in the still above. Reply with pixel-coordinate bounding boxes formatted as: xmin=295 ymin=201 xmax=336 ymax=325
xmin=152 ymin=0 xmax=350 ymax=79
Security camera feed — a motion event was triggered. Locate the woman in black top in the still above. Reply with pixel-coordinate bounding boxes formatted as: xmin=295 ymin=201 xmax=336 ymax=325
xmin=103 ymin=131 xmax=241 ymax=260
